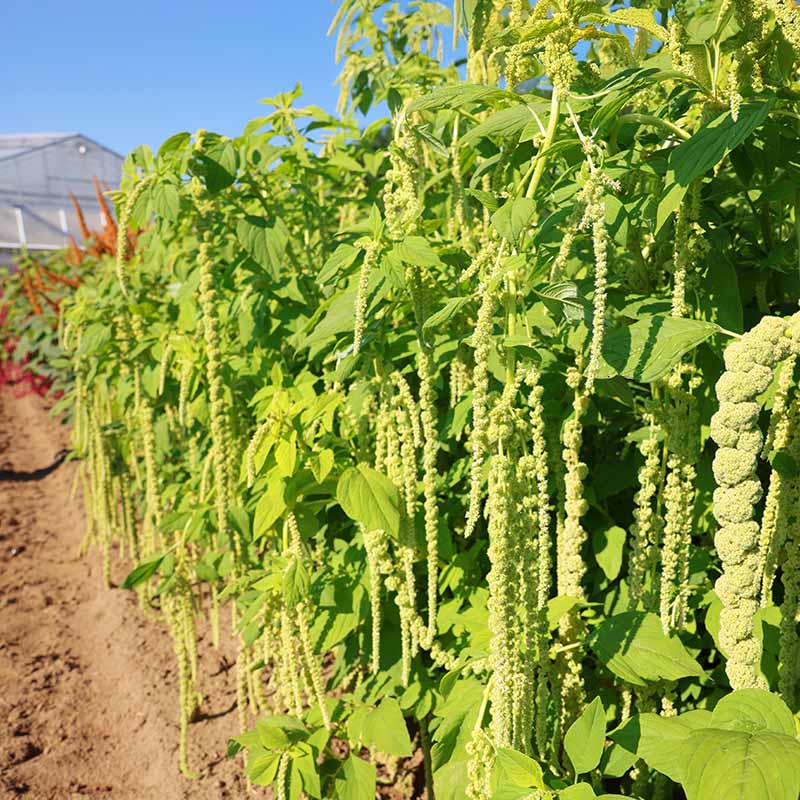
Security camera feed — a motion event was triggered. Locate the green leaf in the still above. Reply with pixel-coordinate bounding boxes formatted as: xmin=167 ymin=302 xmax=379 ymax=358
xmin=77 ymin=322 xmax=111 ymax=356
xmin=493 ymin=747 xmax=546 ymax=790
xmin=311 ymin=448 xmax=334 ymax=484
xmin=424 ymin=297 xmax=470 ymax=331
xmin=592 ymin=525 xmax=626 ymax=581
xmin=337 ymin=464 xmax=400 ymax=537
xmin=559 ymin=784 xmax=596 ymax=800
xmin=491 ymin=197 xmax=535 ymax=248
xmin=254 ymin=479 xmax=287 ymax=538
xmin=283 ymin=557 xmax=310 ymax=608
xmin=656 ymin=99 xmax=775 ymax=230
xmin=236 ymin=215 xmax=289 ymax=276
xmin=463 ymin=105 xmax=539 ymax=145
xmin=362 ymin=698 xmax=412 ymax=757
xmin=121 ymin=553 xmax=164 ymax=589
xmin=535 ymin=281 xmax=585 ymax=322
xmin=151 ymin=183 xmax=180 ymax=220
xmin=157 ymin=131 xmax=191 ymax=159
xmin=681 ymin=728 xmax=800 ymax=800
xmin=564 ymin=696 xmax=606 ymax=776
xmin=246 ymin=749 xmax=282 ymax=786
xmin=275 ymin=435 xmax=297 ymax=478
xmin=464 ymin=188 xmax=499 ymax=212
xmin=336 ymin=755 xmax=376 ymax=800
xmin=393 ymin=236 xmax=442 ymax=267
xmin=610 ymin=710 xmax=713 ymax=783
xmin=319 ymin=243 xmax=360 ymax=285
xmin=588 ymin=612 xmax=705 ymax=686
xmin=598 ymin=315 xmax=719 ymax=383
xmin=408 ymin=84 xmax=518 ymax=113
xmin=710 ymin=689 xmax=796 ymax=736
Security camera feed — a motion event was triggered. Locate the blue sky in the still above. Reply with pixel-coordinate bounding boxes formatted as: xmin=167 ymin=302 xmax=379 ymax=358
xmin=4 ymin=0 xmax=353 ymax=157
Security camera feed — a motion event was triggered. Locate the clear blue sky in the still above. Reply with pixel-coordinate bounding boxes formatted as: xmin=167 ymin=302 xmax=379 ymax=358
xmin=5 ymin=0 xmax=351 ymax=157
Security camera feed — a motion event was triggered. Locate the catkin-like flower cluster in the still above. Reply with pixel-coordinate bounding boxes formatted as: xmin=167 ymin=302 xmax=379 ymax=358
xmin=198 ymin=237 xmax=233 ymax=549
xmin=384 ymin=126 xmax=422 ymax=240
xmin=353 ymin=239 xmax=380 ymax=355
xmin=465 ymin=248 xmax=504 ymax=538
xmin=711 ymin=314 xmax=799 ymax=689
xmin=628 ymin=418 xmax=662 ymax=610
xmin=115 ymin=173 xmax=157 ymax=296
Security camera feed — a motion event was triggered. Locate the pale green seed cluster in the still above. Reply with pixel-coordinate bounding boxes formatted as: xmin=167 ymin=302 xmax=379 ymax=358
xmin=465 ymin=251 xmax=504 ymax=538
xmin=384 ymin=126 xmax=422 ymax=240
xmin=659 ymin=367 xmax=702 ymax=633
xmin=711 ymin=314 xmax=798 ymax=689
xmin=558 ymin=373 xmax=590 ymax=598
xmin=198 ymin=237 xmax=233 ymax=549
xmin=541 ymin=16 xmax=576 ymax=95
xmin=778 ymin=397 xmax=800 ymax=706
xmin=583 ymin=174 xmax=612 ymax=394
xmin=115 ymin=173 xmax=157 ymax=296
xmin=353 ymin=239 xmax=380 ymax=355
xmin=364 ymin=526 xmax=386 ymax=673
xmin=486 ymin=451 xmax=516 ymax=748
xmin=465 ymin=727 xmax=493 ymax=800
xmin=759 ymin=357 xmax=797 ymax=604
xmin=628 ymin=419 xmax=662 ymax=609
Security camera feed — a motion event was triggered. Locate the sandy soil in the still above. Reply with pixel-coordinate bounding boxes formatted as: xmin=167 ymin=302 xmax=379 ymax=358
xmin=0 ymin=390 xmax=250 ymax=799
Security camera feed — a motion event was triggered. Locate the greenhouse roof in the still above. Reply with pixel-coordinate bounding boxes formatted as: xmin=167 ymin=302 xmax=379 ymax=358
xmin=0 ymin=132 xmax=124 ymax=258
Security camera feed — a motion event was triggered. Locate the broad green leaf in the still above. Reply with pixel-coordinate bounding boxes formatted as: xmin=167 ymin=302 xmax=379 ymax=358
xmin=121 ymin=553 xmax=164 ymax=589
xmin=362 ymin=698 xmax=412 ymax=757
xmin=77 ymin=322 xmax=111 ymax=356
xmin=610 ymin=710 xmax=713 ymax=783
xmin=254 ymin=479 xmax=287 ymax=538
xmin=547 ymin=595 xmax=581 ymax=629
xmin=598 ymin=315 xmax=719 ymax=383
xmin=493 ymin=747 xmax=546 ymax=790
xmin=151 ymin=183 xmax=180 ymax=220
xmin=710 ymin=689 xmax=795 ymax=736
xmin=424 ymin=296 xmax=470 ymax=331
xmin=275 ymin=434 xmax=297 ymax=478
xmin=559 ymin=784 xmax=596 ymax=800
xmin=681 ymin=728 xmax=800 ymax=800
xmin=336 ymin=755 xmax=376 ymax=800
xmin=564 ymin=696 xmax=606 ymax=776
xmin=157 ymin=131 xmax=190 ymax=159
xmin=393 ymin=236 xmax=442 ymax=267
xmin=588 ymin=612 xmax=705 ymax=686
xmin=283 ymin=557 xmax=310 ymax=608
xmin=236 ymin=215 xmax=289 ymax=276
xmin=462 ymin=105 xmax=537 ymax=145
xmin=311 ymin=448 xmax=334 ymax=484
xmin=535 ymin=281 xmax=585 ymax=322
xmin=246 ymin=748 xmax=281 ymax=786
xmin=491 ymin=197 xmax=535 ymax=247
xmin=337 ymin=464 xmax=400 ymax=537
xmin=592 ymin=525 xmax=626 ymax=581
xmin=319 ymin=243 xmax=359 ymax=285
xmin=600 ymin=741 xmax=638 ymax=778
xmin=408 ymin=84 xmax=518 ymax=113
xmin=293 ymin=743 xmax=321 ymax=798
xmin=656 ymin=99 xmax=775 ymax=230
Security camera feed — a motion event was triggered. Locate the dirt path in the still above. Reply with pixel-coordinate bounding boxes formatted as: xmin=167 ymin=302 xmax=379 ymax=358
xmin=0 ymin=390 xmax=249 ymax=799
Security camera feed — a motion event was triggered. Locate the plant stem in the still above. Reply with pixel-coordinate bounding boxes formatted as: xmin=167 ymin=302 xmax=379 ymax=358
xmin=617 ymin=114 xmax=692 ymax=141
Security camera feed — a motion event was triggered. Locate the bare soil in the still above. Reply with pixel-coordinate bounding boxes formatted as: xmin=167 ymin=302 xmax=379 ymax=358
xmin=0 ymin=390 xmax=249 ymax=799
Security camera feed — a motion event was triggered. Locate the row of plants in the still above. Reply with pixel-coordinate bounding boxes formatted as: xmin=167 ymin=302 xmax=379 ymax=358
xmin=0 ymin=181 xmax=129 ymax=397
xmin=23 ymin=0 xmax=800 ymax=797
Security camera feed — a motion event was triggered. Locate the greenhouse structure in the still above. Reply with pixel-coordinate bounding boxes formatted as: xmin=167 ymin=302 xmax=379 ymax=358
xmin=0 ymin=133 xmax=123 ymax=266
